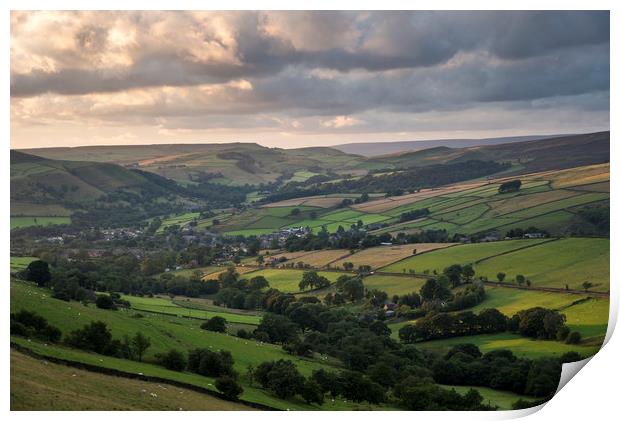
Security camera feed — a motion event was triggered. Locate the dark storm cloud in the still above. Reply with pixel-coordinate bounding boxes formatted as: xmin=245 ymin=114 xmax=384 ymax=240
xmin=11 ymin=10 xmax=609 ymax=104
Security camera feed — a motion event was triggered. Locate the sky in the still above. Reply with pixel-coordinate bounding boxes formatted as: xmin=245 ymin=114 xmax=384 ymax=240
xmin=10 ymin=10 xmax=610 ymax=149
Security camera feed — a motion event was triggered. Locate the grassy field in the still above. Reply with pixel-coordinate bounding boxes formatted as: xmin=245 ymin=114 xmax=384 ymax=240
xmin=243 ymin=269 xmax=344 ymax=293
xmin=443 ymin=385 xmax=533 ymax=410
xmin=11 ymin=216 xmax=71 ymax=230
xmin=10 ymin=350 xmax=252 ymax=410
xmin=121 ymin=294 xmax=262 ymax=325
xmin=414 ymin=332 xmax=602 ymax=359
xmin=10 ymin=256 xmax=37 ymax=272
xmin=10 ymin=280 xmax=390 ymax=411
xmin=156 ymin=212 xmax=200 ymax=232
xmin=362 ymin=274 xmax=428 ymax=296
xmin=285 ymin=249 xmax=353 ymax=268
xmin=475 ymin=238 xmax=610 ymax=291
xmin=380 ymin=239 xmax=550 ymax=275
xmin=331 ymin=243 xmax=456 ymax=270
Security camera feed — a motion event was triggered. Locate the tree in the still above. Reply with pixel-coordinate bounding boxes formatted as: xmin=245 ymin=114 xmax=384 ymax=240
xmin=565 ymin=331 xmax=582 ymax=344
xmin=26 ymin=260 xmax=51 ymax=287
xmin=65 ymin=321 xmax=115 ymax=355
xmin=290 ymin=208 xmax=301 ymax=216
xmin=300 ymin=379 xmax=324 ymax=405
xmin=498 ymin=179 xmax=522 ymax=194
xmin=216 ymin=376 xmax=243 ymax=399
xmin=462 ymin=264 xmax=475 ymax=283
xmin=443 ymin=264 xmax=463 ymax=288
xmin=256 ymin=255 xmax=264 ymax=266
xmin=201 ymin=316 xmax=227 ymax=333
xmin=255 ymin=313 xmax=299 ymax=343
xmin=95 ymin=295 xmax=115 ymax=310
xmin=516 ymin=274 xmax=526 ymax=286
xmin=342 ymin=278 xmax=365 ymax=302
xmin=155 ymin=349 xmax=186 ymax=371
xmin=188 ymin=349 xmax=236 ymax=378
xmin=582 ymin=281 xmax=593 ymax=291
xmin=496 ymin=272 xmax=506 ymax=283
xmin=254 ymin=360 xmax=305 ymax=399
xmin=131 ymin=332 xmax=151 ymax=362
xmin=358 ymin=265 xmax=372 ymax=275
xmin=342 ymin=262 xmax=354 ymax=271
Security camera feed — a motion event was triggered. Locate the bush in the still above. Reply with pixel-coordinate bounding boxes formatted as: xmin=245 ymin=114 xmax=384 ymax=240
xmin=10 ymin=310 xmax=62 ymax=343
xmin=215 ymin=376 xmax=244 ymax=399
xmin=65 ymin=321 xmax=117 ymax=355
xmin=155 ymin=349 xmax=187 ymax=371
xmin=95 ymin=295 xmax=116 ymax=310
xmin=236 ymin=329 xmax=251 ymax=339
xmin=565 ymin=331 xmax=582 ymax=344
xmin=201 ymin=316 xmax=227 ymax=333
xmin=556 ymin=326 xmax=571 ymax=341
xmin=188 ymin=348 xmax=236 ymax=378
xmin=254 ymin=359 xmax=305 ymax=399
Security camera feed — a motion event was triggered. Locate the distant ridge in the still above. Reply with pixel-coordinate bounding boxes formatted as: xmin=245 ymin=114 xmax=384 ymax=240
xmin=332 ymin=134 xmax=570 ymax=157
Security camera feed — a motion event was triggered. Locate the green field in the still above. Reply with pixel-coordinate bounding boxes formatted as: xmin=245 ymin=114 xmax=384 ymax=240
xmin=121 ymin=294 xmax=262 ymax=325
xmin=415 ymin=332 xmax=601 ymax=359
xmin=157 ymin=212 xmax=200 ymax=232
xmin=10 ymin=256 xmax=37 ymax=272
xmin=380 ymin=239 xmax=550 ymax=275
xmin=11 ymin=216 xmax=71 ymax=230
xmin=443 ymin=385 xmax=534 ymax=410
xmin=10 ymin=280 xmax=388 ymax=410
xmin=243 ymin=269 xmax=344 ymax=293
xmin=11 ymin=350 xmax=252 ymax=410
xmin=475 ymin=238 xmax=610 ymax=291
xmin=363 ymin=274 xmax=428 ymax=296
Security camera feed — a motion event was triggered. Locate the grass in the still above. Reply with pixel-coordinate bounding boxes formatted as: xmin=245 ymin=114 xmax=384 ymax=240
xmin=362 ymin=274 xmax=428 ymax=297
xmin=415 ymin=332 xmax=602 ymax=359
xmin=10 ymin=256 xmax=37 ymax=272
xmin=244 ymin=269 xmax=344 ymax=293
xmin=475 ymin=238 xmax=610 ymax=291
xmin=469 ymin=287 xmax=609 ymax=340
xmin=11 ymin=216 xmax=71 ymax=230
xmin=329 ymin=244 xmax=455 ymax=270
xmin=10 ymin=350 xmax=252 ymax=410
xmin=10 ymin=280 xmax=390 ymax=411
xmin=120 ymin=294 xmax=262 ymax=325
xmin=157 ymin=212 xmax=200 ymax=232
xmin=380 ymin=239 xmax=549 ymax=275
xmin=442 ymin=385 xmax=533 ymax=410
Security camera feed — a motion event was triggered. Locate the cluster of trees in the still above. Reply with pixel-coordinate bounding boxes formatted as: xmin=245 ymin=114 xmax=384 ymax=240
xmin=298 ymin=271 xmax=331 ymax=291
xmin=498 ymin=179 xmax=522 ymax=194
xmin=432 ymin=344 xmax=573 ymax=398
xmin=400 ymin=306 xmax=569 ymax=343
xmin=399 ymin=208 xmax=430 ymax=223
xmin=10 ymin=310 xmax=61 ymax=343
xmin=505 ymin=227 xmax=547 ymax=238
xmin=263 ymin=160 xmax=509 ymax=201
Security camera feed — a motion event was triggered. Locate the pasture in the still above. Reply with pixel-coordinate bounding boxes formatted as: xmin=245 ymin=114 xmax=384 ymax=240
xmin=10 ymin=350 xmax=252 ymax=411
xmin=244 ymin=269 xmax=344 ymax=293
xmin=474 ymin=238 xmax=610 ymax=291
xmin=380 ymin=239 xmax=550 ymax=275
xmin=10 ymin=216 xmax=71 ymax=230
xmin=414 ymin=332 xmax=602 ymax=359
xmin=120 ymin=294 xmax=262 ymax=325
xmin=362 ymin=274 xmax=428 ymax=297
xmin=10 ymin=256 xmax=37 ymax=272
xmin=330 ymin=243 xmax=456 ymax=270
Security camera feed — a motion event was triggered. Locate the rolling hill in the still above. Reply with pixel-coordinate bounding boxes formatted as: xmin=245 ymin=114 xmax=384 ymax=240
xmin=333 ymin=134 xmax=566 ymax=157
xmin=365 ymin=132 xmax=609 ymax=173
xmin=17 ymin=143 xmax=367 ymax=186
xmin=10 ymin=151 xmax=201 ymax=229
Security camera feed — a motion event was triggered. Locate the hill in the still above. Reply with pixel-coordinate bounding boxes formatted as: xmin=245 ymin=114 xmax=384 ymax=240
xmin=17 ymin=143 xmax=367 ymax=186
xmin=333 ymin=134 xmax=565 ymax=157
xmin=365 ymin=132 xmax=609 ymax=174
xmin=10 ymin=151 xmax=202 ymax=229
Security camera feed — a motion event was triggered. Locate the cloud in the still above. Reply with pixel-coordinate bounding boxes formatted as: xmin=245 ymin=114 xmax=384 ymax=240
xmin=9 ymin=11 xmax=609 ymax=148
